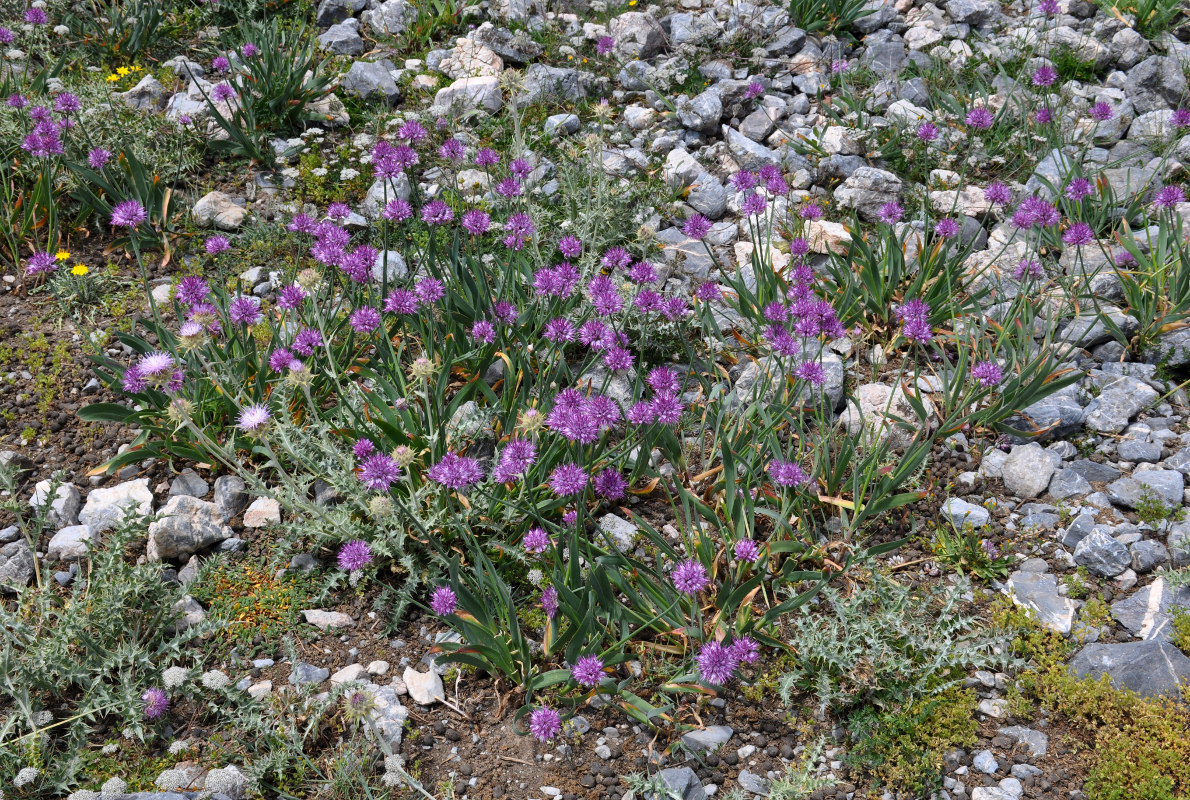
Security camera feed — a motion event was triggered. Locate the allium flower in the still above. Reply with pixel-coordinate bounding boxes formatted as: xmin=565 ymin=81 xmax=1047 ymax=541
xmin=439 ymin=138 xmax=466 ymax=160
xmin=878 ymin=201 xmax=904 ymax=224
xmin=242 ymin=42 xmax=258 ymax=57
xmin=934 ymin=217 xmax=960 ymax=239
xmin=421 ymin=199 xmax=454 ymax=225
xmin=529 ymin=706 xmax=562 ymax=741
xmin=916 ymin=121 xmax=939 ymax=141
xmin=543 ymin=317 xmax=576 ymax=343
xmin=558 ymin=234 xmax=582 ymax=258
xmin=211 ymin=83 xmax=236 ymax=102
xmin=524 ymin=527 xmax=549 ymax=553
xmin=1032 ymin=66 xmax=1057 ymax=87
xmin=731 ymin=170 xmax=758 ymax=192
xmin=734 ymin=539 xmax=760 ymax=562
xmin=0 ymin=28 xmax=12 ymax=44
xmin=25 ymin=252 xmax=56 ymax=275
xmin=1089 ymin=102 xmax=1113 ymax=121
xmin=205 ymin=235 xmax=230 ymax=254
xmin=510 ymin=157 xmax=533 ymax=179
xmin=474 ymin=147 xmax=499 ymax=167
xmin=671 ymin=559 xmax=709 ymax=595
xmin=350 ymin=306 xmax=381 ymax=333
xmin=729 ymin=636 xmax=760 ymax=664
xmin=965 ymin=108 xmax=994 ymax=129
xmin=495 ymin=177 xmax=522 ymax=197
xmin=1039 ymin=0 xmax=1059 ymax=12
xmin=1155 ymin=185 xmax=1186 ymax=208
xmin=493 ymin=301 xmax=517 ymax=323
xmin=570 ymin=655 xmax=605 ymax=687
xmin=972 ymin=360 xmax=1003 ymax=388
xmin=593 ymin=468 xmax=627 ymax=500
xmin=1062 ymin=221 xmax=1094 ymax=246
xmin=212 ymin=55 xmax=230 ymax=71
xmin=430 ymin=586 xmax=457 ymax=615
xmin=359 ymin=453 xmax=400 ymax=491
xmin=1012 ymin=259 xmax=1044 ymax=281
xmin=428 ymin=452 xmax=484 ymax=490
xmin=799 ymin=203 xmax=824 ymax=220
xmin=337 ymin=540 xmax=373 ymax=572
xmin=596 ymin=35 xmax=616 ymax=55
xmin=25 ymin=7 xmax=49 ymax=24
xmin=110 ymin=199 xmax=147 ymax=227
xmin=416 ymin=277 xmax=445 ymax=305
xmin=647 ymin=366 xmax=681 ymax=394
xmin=696 ymin=641 xmax=739 ymax=685
xmin=471 ymin=319 xmax=496 ymax=344
xmin=651 ymin=393 xmax=684 ymax=424
xmin=682 ymin=213 xmax=713 ymax=239
xmin=277 ymin=283 xmax=308 ymax=309
xmin=744 ymin=80 xmax=765 ymax=99
xmin=229 ymin=295 xmax=262 ymax=325
xmin=398 ymin=119 xmax=427 ymax=142
xmin=461 ymin=208 xmax=491 ymax=235
xmin=1064 ymin=178 xmax=1094 ymax=201
xmin=1034 ymin=107 xmax=1053 ymax=124
xmin=142 ymin=688 xmax=169 ymax=719
xmin=768 ymin=459 xmax=810 ymax=487
xmin=741 ymin=192 xmax=767 ymax=217
xmin=1173 ymin=108 xmax=1190 ymax=128
xmin=541 ymin=586 xmax=559 ymax=617
xmin=696 ymin=282 xmax=722 ymax=301
xmin=237 ymin=404 xmax=270 ymax=432
xmin=550 ymin=463 xmax=589 ymax=496
xmin=984 ymin=182 xmax=1011 ymax=205
xmin=326 ymin=202 xmax=351 ymax=221
xmin=353 ymin=439 xmax=376 ymax=460
xmin=383 ymin=198 xmax=413 ymax=222
xmin=292 ymin=327 xmax=323 ymax=355
xmin=384 ymin=289 xmax=418 ymax=315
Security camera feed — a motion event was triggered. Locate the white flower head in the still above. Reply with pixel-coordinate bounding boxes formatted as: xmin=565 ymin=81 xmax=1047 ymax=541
xmin=200 ymin=670 xmax=230 ymax=690
xmin=101 ymin=742 xmax=118 ymax=754
xmin=527 ymin=568 xmax=544 ymax=586
xmin=33 ymin=710 xmax=52 ymax=726
xmin=168 ymin=740 xmax=189 ymax=755
xmin=67 ymin=791 xmax=99 ymax=800
xmin=162 ymin=665 xmax=189 ymax=689
xmin=100 ymin=777 xmax=127 ymax=798
xmin=154 ymin=769 xmax=185 ymax=790
xmin=14 ymin=767 xmax=39 ymax=787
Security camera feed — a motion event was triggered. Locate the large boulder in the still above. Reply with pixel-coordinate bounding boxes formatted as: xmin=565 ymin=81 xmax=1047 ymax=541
xmin=1000 ymin=444 xmax=1054 ymax=499
xmin=609 ymin=12 xmax=667 ymax=60
xmin=1124 ymin=56 xmax=1188 ymax=114
xmin=1069 ymin=640 xmax=1190 ymax=698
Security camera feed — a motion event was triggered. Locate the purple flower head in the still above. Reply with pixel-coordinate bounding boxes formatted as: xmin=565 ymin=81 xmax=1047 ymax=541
xmin=510 ymin=157 xmax=532 ymax=179
xmin=966 ymin=107 xmax=994 ymax=129
xmin=734 ymin=539 xmax=760 ymax=562
xmin=337 ymin=540 xmax=373 ymax=572
xmin=353 ymin=439 xmax=376 ymax=460
xmin=729 ymin=636 xmax=760 ymax=664
xmin=558 ymin=234 xmax=582 ymax=258
xmin=24 ymin=7 xmax=49 ymax=24
xmin=277 ymin=283 xmax=308 ymax=310
xmin=384 ymin=289 xmax=418 ymax=315
xmin=398 ymin=119 xmax=428 ymax=142
xmin=593 ymin=468 xmax=627 ymax=500
xmin=529 ymin=706 xmax=562 ymax=742
xmin=696 ymin=282 xmax=722 ymax=301
xmin=1032 ymin=66 xmax=1057 ymax=87
xmin=462 ymin=208 xmax=491 ymax=235
xmin=972 ymin=360 xmax=1003 ymax=388
xmin=934 ymin=217 xmax=960 ymax=239
xmin=916 ymin=121 xmax=939 ymax=142
xmin=428 ymin=453 xmax=485 ymax=491
xmin=237 ymin=404 xmax=270 ymax=432
xmin=471 ymin=319 xmax=496 ymax=344
xmin=241 ymin=42 xmax=258 ymax=57
xmin=496 ymin=177 xmax=523 ymax=197
xmin=571 ymin=655 xmax=605 ymax=687
xmin=647 ymin=366 xmax=681 ymax=394
xmin=212 ymin=55 xmax=230 ymax=71
xmin=110 ymin=200 xmax=147 ymax=228
xmin=421 ymin=199 xmax=454 ymax=225
xmin=1012 ymin=259 xmax=1044 ymax=281
xmin=1089 ymin=102 xmax=1113 ymax=121
xmin=799 ymin=203 xmax=824 ymax=220
xmin=25 ymin=252 xmax=56 ymax=276
xmin=596 ymin=36 xmax=616 ymax=56
xmin=204 ymin=235 xmax=230 ymax=255
xmin=1062 ymin=221 xmax=1094 ymax=246
xmin=1034 ymin=107 xmax=1053 ymax=124
xmin=731 ymin=170 xmax=758 ymax=192
xmin=142 ymin=687 xmax=169 ymax=719
xmin=439 ymin=138 xmax=466 ymax=161
xmin=549 ymin=463 xmax=589 ymax=496
xmin=326 ymin=202 xmax=351 ymax=221
xmin=524 ymin=527 xmax=550 ymax=554
xmin=212 ymin=83 xmax=236 ymax=102
xmin=54 ymin=92 xmax=80 ymax=114
xmin=1173 ymin=108 xmax=1190 ymax=128
xmin=350 ymin=306 xmax=381 ymax=334
xmin=268 ymin=347 xmax=293 ymax=372
xmin=292 ymin=327 xmax=323 ymax=355
xmin=359 ymin=453 xmax=400 ymax=491
xmin=229 ymin=296 xmax=262 ymax=326
xmin=1039 ymin=0 xmax=1059 ymax=12
xmin=1114 ymin=249 xmax=1136 ymax=266
xmin=1064 ymin=178 xmax=1094 ymax=201
xmin=383 ymin=198 xmax=413 ymax=222
xmin=543 ymin=317 xmax=576 ymax=343
xmin=878 ymin=201 xmax=904 ymax=224
xmin=1155 ymin=185 xmax=1186 ymax=209
xmin=0 ymin=28 xmax=12 ymax=44
xmin=628 ymin=261 xmax=658 ymax=283
xmin=696 ymin=641 xmax=739 ymax=685
xmin=682 ymin=213 xmax=713 ymax=239
xmin=493 ymin=301 xmax=517 ymax=323
xmin=768 ymin=459 xmax=810 ymax=488
xmin=430 ymin=586 xmax=457 ymax=616
xmin=7 ymin=93 xmax=27 ymax=109
xmin=745 ymin=80 xmax=765 ymax=99
xmin=541 ymin=586 xmax=559 ymax=618
xmin=984 ymin=182 xmax=1011 ymax=205
xmin=741 ymin=192 xmax=767 ymax=217
xmin=672 ymin=559 xmax=709 ymax=595
xmin=475 ymin=147 xmax=499 ymax=167
xmin=416 ymin=277 xmax=445 ymax=305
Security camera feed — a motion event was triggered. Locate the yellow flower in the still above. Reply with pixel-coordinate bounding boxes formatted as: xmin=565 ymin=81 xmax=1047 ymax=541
xmin=106 ymin=74 xmax=120 ymax=82
xmin=71 ymin=264 xmax=89 ymax=276
xmin=116 ymin=66 xmax=130 ymax=76
xmin=629 ymin=0 xmax=637 ymax=5
xmin=55 ymin=250 xmax=70 ymax=261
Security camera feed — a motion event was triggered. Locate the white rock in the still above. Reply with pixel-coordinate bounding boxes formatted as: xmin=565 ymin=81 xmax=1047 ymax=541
xmin=403 ymin=666 xmax=445 ymax=705
xmin=243 ymin=497 xmax=281 ymax=528
xmin=79 ymin=479 xmax=153 ymax=533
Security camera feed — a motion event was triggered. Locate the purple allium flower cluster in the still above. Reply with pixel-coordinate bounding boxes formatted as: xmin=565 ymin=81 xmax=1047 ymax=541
xmin=671 ymin=559 xmax=709 ymax=595
xmin=934 ymin=217 xmax=960 ymax=239
xmin=916 ymin=122 xmax=939 ymax=142
xmin=439 ymin=138 xmax=466 ymax=161
xmin=1012 ymin=259 xmax=1044 ymax=281
xmin=1064 ymin=178 xmax=1093 ymax=201
xmin=768 ymin=458 xmax=810 ymax=488
xmin=430 ymin=586 xmax=457 ymax=615
xmin=1032 ymin=66 xmax=1057 ymax=87
xmin=1174 ymin=108 xmax=1190 ymax=128
xmin=695 ymin=637 xmax=760 ymax=685
xmin=337 ymin=539 xmax=373 ymax=572
xmin=142 ymin=687 xmax=169 ymax=719
xmin=593 ymin=468 xmax=627 ymax=500
xmin=529 ymin=706 xmax=562 ymax=742
xmin=1062 ymin=221 xmax=1094 ymax=246
xmin=965 ymin=107 xmax=994 ymax=129
xmin=682 ymin=213 xmax=713 ymax=239
xmin=558 ymin=234 xmax=582 ymax=258
xmin=492 ymin=438 xmax=538 ymax=483
xmin=229 ymin=295 xmax=262 ymax=326
xmin=984 ymin=182 xmax=1011 ymax=206
xmin=428 ymin=452 xmax=484 ymax=491
xmin=110 ymin=200 xmax=147 ymax=228
xmin=1011 ymin=196 xmax=1060 ymax=229
xmin=1089 ymin=102 xmax=1114 ymax=121
xmin=596 ymin=35 xmax=616 ymax=55
xmin=1034 ymin=107 xmax=1053 ymax=124
xmin=541 ymin=586 xmax=559 ymax=617
xmin=421 ymin=199 xmax=454 ymax=225
xmin=503 ymin=212 xmax=535 ymax=250
xmin=471 ymin=319 xmax=496 ymax=344
xmin=1155 ymin=185 xmax=1186 ymax=208
xmin=475 ymin=147 xmax=499 ymax=167
xmin=896 ymin=298 xmax=932 ymax=343
xmin=972 ymin=360 xmax=1004 ymax=388
xmin=25 ymin=252 xmax=56 ymax=276
xmin=549 ymin=462 xmax=589 ymax=496
xmin=462 ymin=208 xmax=491 ymax=235
xmin=734 ymin=539 xmax=760 ymax=562
xmin=799 ymin=203 xmax=824 ymax=220
xmin=744 ymin=80 xmax=765 ymax=99
xmin=878 ymin=201 xmax=904 ymax=224
xmin=546 ymin=388 xmax=620 ymax=443
xmin=523 ymin=527 xmax=550 ymax=554
xmin=570 ymin=655 xmax=605 ymax=687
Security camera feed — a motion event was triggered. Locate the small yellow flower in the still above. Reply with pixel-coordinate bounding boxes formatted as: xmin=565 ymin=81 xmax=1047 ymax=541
xmin=106 ymin=74 xmax=120 ymax=82
xmin=116 ymin=66 xmax=130 ymax=76
xmin=55 ymin=250 xmax=70 ymax=261
xmin=629 ymin=0 xmax=637 ymax=5
xmin=71 ymin=264 xmax=89 ymax=276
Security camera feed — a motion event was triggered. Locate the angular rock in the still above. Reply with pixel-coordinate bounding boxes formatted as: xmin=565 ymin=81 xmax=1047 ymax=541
xmin=1124 ymin=56 xmax=1188 ymax=114
xmin=834 ymin=167 xmax=903 ymax=222
xmin=0 ymin=540 xmax=34 ymax=593
xmin=192 ymin=191 xmax=247 ymax=230
xmin=31 ymin=480 xmax=81 ymax=528
xmin=839 ymin=382 xmax=931 ymax=447
xmin=1066 ymin=459 xmax=1121 ymax=483
xmin=213 ymin=475 xmax=248 ymax=521
xmin=942 ymin=498 xmax=990 ymax=528
xmin=681 ymin=725 xmax=733 ymax=753
xmin=1084 ymin=378 xmax=1159 ymax=434
xmin=1073 ymin=529 xmax=1132 ymax=577
xmin=330 ymin=663 xmax=368 ymax=685
xmin=1069 ymin=639 xmax=1190 ymax=698
xmin=361 ymin=0 xmax=411 ymax=35
xmin=721 ymin=124 xmax=781 ymax=170
xmin=302 ymin=609 xmax=355 ymax=630
xmin=1006 ymin=571 xmax=1078 ymax=636
xmin=341 ymin=61 xmax=401 ymax=105
xmin=544 ymin=113 xmax=580 ymax=135
xmin=609 ymin=12 xmax=666 ymax=60
xmin=243 ymin=496 xmax=281 ymax=528
xmin=998 ymin=726 xmax=1047 ymax=758
xmin=316 ymin=0 xmax=366 ymax=26
xmin=147 ymin=495 xmax=233 ymax=562
xmin=1001 ymin=444 xmax=1055 ymax=499
xmin=118 ymin=74 xmax=168 ymax=111
xmin=434 ymin=75 xmax=502 ymax=113
xmin=519 ymin=64 xmax=586 ymax=106
xmin=1048 ymin=469 xmax=1091 ymax=499
xmin=365 ymin=683 xmax=410 ymax=747
xmin=1131 ymin=540 xmax=1169 ymax=573
xmin=79 ymin=479 xmax=153 ymax=533
xmin=946 ymin=0 xmax=1000 ymax=26
xmin=677 ymin=89 xmax=722 ymax=134
xmin=168 ymin=470 xmax=209 ymax=499
xmin=439 ymin=38 xmax=502 ymax=79
xmin=1111 ymin=578 xmax=1190 ymax=641
xmin=289 ymin=662 xmax=330 ymax=685
xmin=471 ymin=22 xmax=543 ymax=65
xmin=403 ymin=666 xmax=445 ymax=705
xmin=172 ymin=594 xmax=207 ymax=632
xmin=1106 ymin=470 xmax=1184 ymax=509
xmin=598 ymin=513 xmax=637 ymax=552
xmin=319 ymin=19 xmax=365 ymax=56
xmin=644 ymin=767 xmax=706 ymax=800
xmin=47 ymin=525 xmax=98 ymax=562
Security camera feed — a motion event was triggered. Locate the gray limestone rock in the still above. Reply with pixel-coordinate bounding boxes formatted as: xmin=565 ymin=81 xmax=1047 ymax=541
xmin=681 ymin=725 xmax=733 ymax=753
xmin=1006 ymin=570 xmax=1078 ymax=635
xmin=942 ymin=498 xmax=990 ymax=528
xmin=1124 ymin=56 xmax=1188 ymax=114
xmin=834 ymin=166 xmax=904 ymax=222
xmin=518 ymin=64 xmax=587 ymax=106
xmin=1106 ymin=470 xmax=1184 ymax=509
xmin=1001 ymin=444 xmax=1055 ymax=499
xmin=31 ymin=480 xmax=81 ymax=528
xmin=318 ymin=19 xmax=365 ymax=56
xmin=79 ymin=479 xmax=154 ymax=533
xmin=1131 ymin=539 xmax=1169 ymax=573
xmin=1073 ymin=529 xmax=1132 ymax=577
xmin=341 ymin=61 xmax=401 ymax=105
xmin=1111 ymin=578 xmax=1190 ymax=641
xmin=147 ymin=495 xmax=233 ymax=562
xmin=1049 ymin=469 xmax=1091 ymax=499
xmin=0 ymin=540 xmax=34 ymax=593
xmin=1069 ymin=639 xmax=1190 ymax=698
xmin=213 ymin=475 xmax=248 ymax=521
